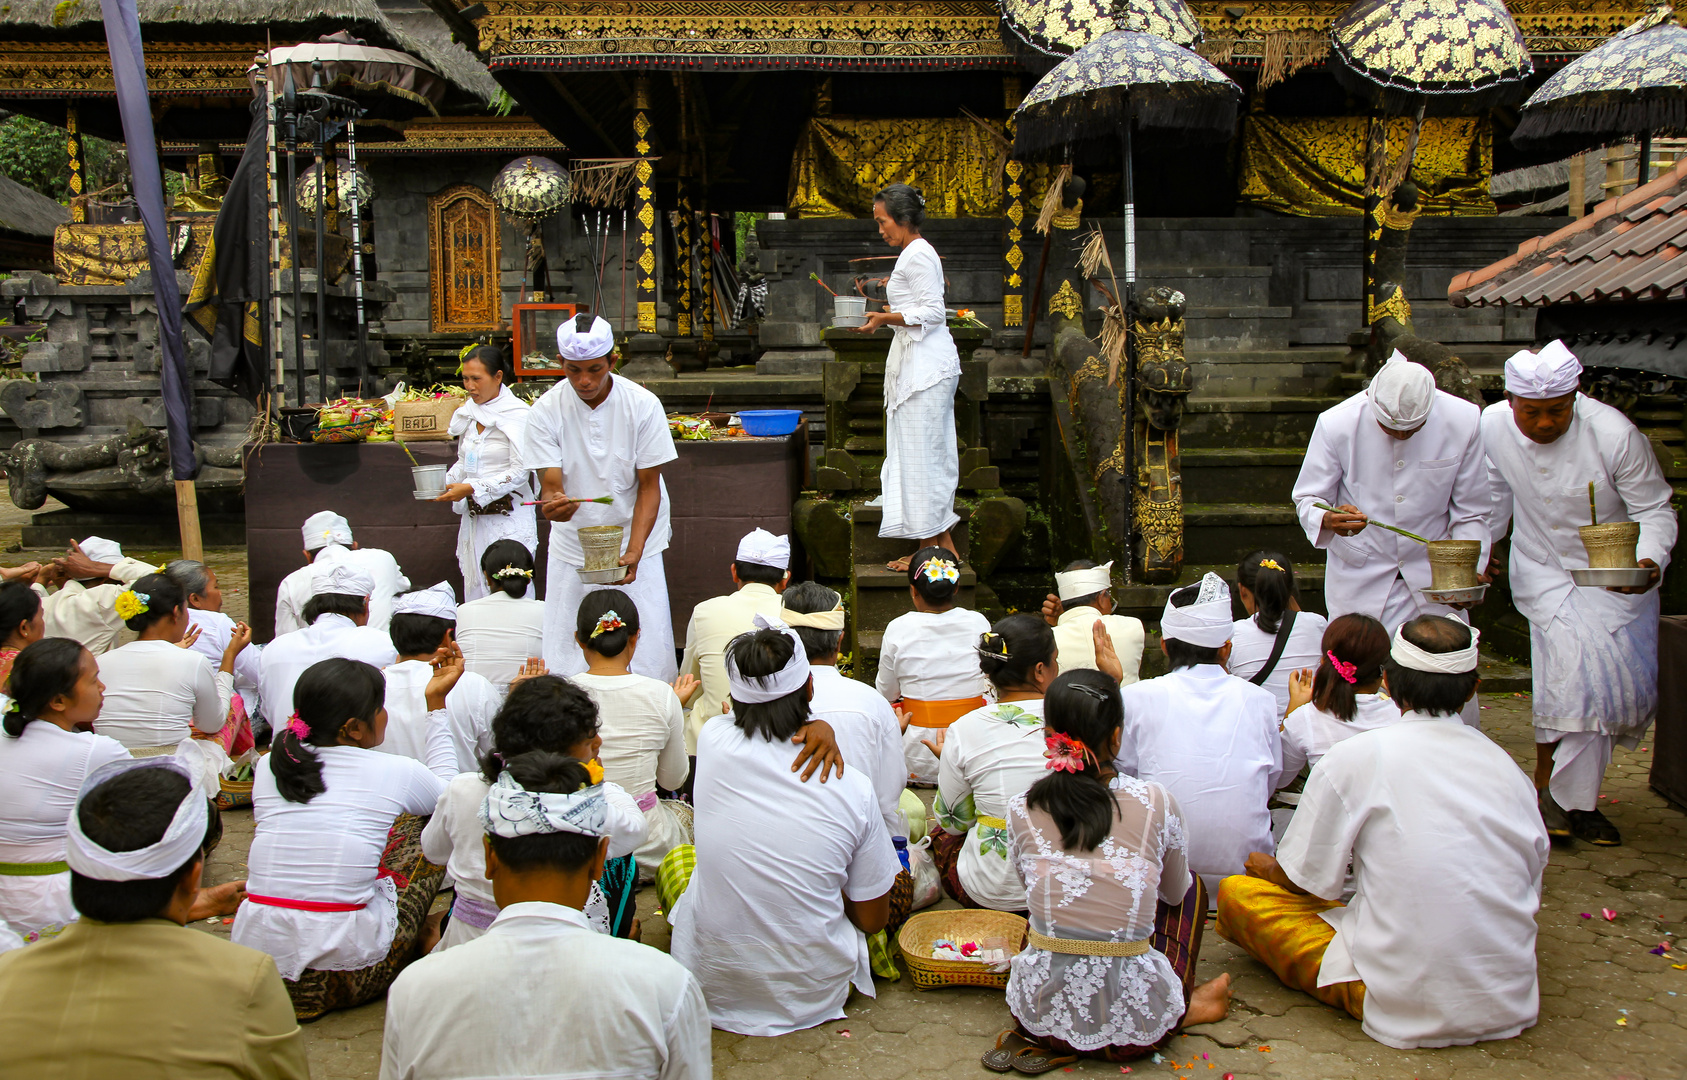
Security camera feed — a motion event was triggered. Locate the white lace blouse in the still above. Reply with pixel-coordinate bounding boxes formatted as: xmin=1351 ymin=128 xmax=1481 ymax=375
xmin=1005 ymin=775 xmax=1191 ymax=1051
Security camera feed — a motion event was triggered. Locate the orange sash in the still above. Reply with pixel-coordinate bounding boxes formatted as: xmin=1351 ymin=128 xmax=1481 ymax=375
xmin=902 ymin=696 xmax=987 ymax=730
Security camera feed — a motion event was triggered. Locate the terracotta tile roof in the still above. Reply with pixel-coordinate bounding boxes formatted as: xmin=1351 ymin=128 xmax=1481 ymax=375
xmin=1449 ymin=158 xmax=1687 ymax=307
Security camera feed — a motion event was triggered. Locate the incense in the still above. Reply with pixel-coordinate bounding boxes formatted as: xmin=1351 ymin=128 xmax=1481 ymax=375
xmin=1311 ymin=503 xmax=1431 ymax=544
xmin=809 ymin=272 xmax=837 ymax=297
xmin=522 ymin=496 xmax=615 ymax=506
xmin=1588 ymin=481 xmax=1598 ymax=525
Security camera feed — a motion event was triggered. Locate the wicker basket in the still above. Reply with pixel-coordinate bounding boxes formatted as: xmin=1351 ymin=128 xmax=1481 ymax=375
xmin=897 ymin=909 xmax=1027 ymax=991
xmin=215 ymin=776 xmax=254 ymax=811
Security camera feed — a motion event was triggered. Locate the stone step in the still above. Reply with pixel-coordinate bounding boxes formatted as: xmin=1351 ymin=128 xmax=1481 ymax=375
xmin=849 ymin=500 xmax=974 ymax=564
xmin=853 ymin=562 xmax=978 ymax=627
xmin=1180 ymin=446 xmax=1306 ymax=505
xmin=1184 ymin=306 xmax=1296 ymax=350
xmin=1132 ymin=265 xmax=1273 ymax=307
xmin=1180 ymin=394 xmax=1343 ymax=447
xmin=1181 ymin=503 xmax=1317 ymax=565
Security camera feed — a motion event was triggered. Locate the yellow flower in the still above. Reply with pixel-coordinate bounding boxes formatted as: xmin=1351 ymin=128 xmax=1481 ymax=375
xmin=583 ymin=759 xmax=605 ymax=785
xmin=114 ymin=590 xmax=150 ymax=621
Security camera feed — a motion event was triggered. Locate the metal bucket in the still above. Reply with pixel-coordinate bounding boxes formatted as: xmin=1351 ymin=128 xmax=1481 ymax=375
xmin=833 ymin=294 xmax=867 ymax=328
xmin=578 ymin=525 xmax=625 ymax=572
xmin=411 ymin=464 xmax=449 ymax=498
xmin=1580 ymin=521 xmax=1640 ymax=568
xmin=1425 ymin=539 xmax=1482 ymax=590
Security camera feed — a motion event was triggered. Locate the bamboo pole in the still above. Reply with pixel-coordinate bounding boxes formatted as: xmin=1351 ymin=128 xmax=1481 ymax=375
xmin=176 ymin=480 xmax=204 ymax=561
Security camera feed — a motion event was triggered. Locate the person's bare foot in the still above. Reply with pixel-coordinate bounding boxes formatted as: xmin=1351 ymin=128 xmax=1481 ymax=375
xmin=187 ymin=879 xmax=247 ymax=921
xmin=1183 ymin=973 xmax=1232 ymax=1026
xmin=417 ymin=907 xmax=447 ymax=954
xmin=886 ymin=556 xmax=912 ymax=573
xmin=629 ymin=918 xmax=643 ymax=943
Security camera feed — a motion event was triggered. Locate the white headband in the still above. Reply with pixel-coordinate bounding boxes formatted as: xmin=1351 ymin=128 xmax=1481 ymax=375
xmin=1390 ymin=617 xmax=1480 ymax=674
xmin=393 ymin=581 xmax=457 ymax=621
xmin=1368 ymin=351 xmax=1436 ymax=431
xmin=724 ymin=614 xmax=813 ymax=704
xmin=302 ymin=511 xmax=354 ymax=551
xmin=479 ymin=769 xmax=607 ymax=839
xmin=313 ymin=560 xmax=376 ymax=598
xmin=1159 ymin=571 xmax=1234 ymax=649
xmin=780 ymin=601 xmax=846 ymax=631
xmin=65 ymin=757 xmax=209 ymax=882
xmin=1055 ymin=561 xmax=1113 ymax=603
xmin=556 ymin=315 xmax=616 ymax=363
xmin=736 ymin=528 xmax=791 ymax=570
xmin=78 ymin=535 xmax=123 ymax=564
xmin=1504 ymin=339 xmax=1582 ymax=400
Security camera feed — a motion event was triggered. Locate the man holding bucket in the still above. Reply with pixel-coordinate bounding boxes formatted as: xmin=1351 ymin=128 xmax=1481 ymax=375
xmin=524 ymin=314 xmax=679 ymax=681
xmin=1291 ymin=351 xmax=1492 ymax=725
xmin=1482 ymin=341 xmax=1676 ymax=847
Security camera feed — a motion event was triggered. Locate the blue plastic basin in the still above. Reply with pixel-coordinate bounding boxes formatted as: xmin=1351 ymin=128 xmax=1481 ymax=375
xmin=737 ymin=409 xmax=803 ymax=437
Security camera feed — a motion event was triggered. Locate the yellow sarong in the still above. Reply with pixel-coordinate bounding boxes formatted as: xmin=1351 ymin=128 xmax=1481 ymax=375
xmin=1215 ymin=875 xmax=1366 ymax=1021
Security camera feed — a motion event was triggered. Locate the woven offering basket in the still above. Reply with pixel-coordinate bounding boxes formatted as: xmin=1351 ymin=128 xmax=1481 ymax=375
xmin=215 ymin=776 xmax=254 ymax=811
xmin=898 ymin=909 xmax=1027 ymax=991
xmin=311 ymin=412 xmax=379 ymax=444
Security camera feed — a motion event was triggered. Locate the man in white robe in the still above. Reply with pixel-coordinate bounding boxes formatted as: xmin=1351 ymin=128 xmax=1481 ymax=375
xmin=1039 ymin=558 xmax=1145 ymax=684
xmin=1482 ymin=340 xmax=1677 ymax=846
xmin=1114 ymin=572 xmax=1281 ymax=900
xmin=1218 ymin=615 xmax=1549 ymax=1050
xmin=677 ymin=528 xmax=790 ymax=750
xmin=33 ymin=536 xmax=156 ymax=654
xmin=525 ymin=315 xmax=679 ymax=683
xmin=258 ymin=561 xmax=398 ymax=725
xmin=273 ymin=511 xmax=409 ymax=635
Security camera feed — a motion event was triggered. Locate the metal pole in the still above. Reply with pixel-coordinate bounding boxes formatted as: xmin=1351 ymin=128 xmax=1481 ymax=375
xmin=314 ymin=131 xmax=329 ymax=405
xmin=285 ymin=99 xmax=305 ymax=406
xmin=347 ymin=120 xmax=368 ymax=392
xmin=1121 ymin=112 xmax=1137 ymax=586
xmin=1640 ymin=133 xmax=1653 ymax=186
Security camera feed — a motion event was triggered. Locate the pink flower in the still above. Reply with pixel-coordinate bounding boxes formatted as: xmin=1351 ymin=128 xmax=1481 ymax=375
xmin=286 ymin=714 xmax=311 ymax=740
xmin=1327 ymin=651 xmax=1358 ymax=685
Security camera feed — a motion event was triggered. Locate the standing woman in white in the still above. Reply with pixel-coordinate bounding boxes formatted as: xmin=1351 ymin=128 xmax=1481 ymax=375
xmin=432 ymin=346 xmax=537 ymax=602
xmin=857 ymin=183 xmax=962 ymax=572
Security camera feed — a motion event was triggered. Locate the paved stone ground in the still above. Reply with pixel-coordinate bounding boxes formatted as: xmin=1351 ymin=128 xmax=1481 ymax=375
xmin=5 ymin=510 xmax=1682 ymax=1079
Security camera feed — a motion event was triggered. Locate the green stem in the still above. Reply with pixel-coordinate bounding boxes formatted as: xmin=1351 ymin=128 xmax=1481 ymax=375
xmin=1310 ymin=502 xmax=1431 ymax=544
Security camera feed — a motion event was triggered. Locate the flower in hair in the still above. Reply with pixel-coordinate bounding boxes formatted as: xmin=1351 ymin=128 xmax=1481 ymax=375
xmin=1327 ymin=651 xmax=1359 ymax=685
xmin=1259 ymin=558 xmax=1284 ymax=572
xmin=493 ymin=564 xmax=533 ymax=580
xmin=976 ymin=631 xmax=1009 ymax=660
xmin=921 ymin=559 xmax=960 ymax=585
xmin=113 ymin=590 xmax=150 ymax=621
xmin=583 ymin=759 xmax=605 ymax=786
xmin=285 ymin=714 xmax=312 ymax=740
xmin=1044 ymin=731 xmax=1091 ymax=774
xmin=590 ymin=610 xmax=625 ymax=639
xmin=3 ymin=700 xmax=18 ymax=715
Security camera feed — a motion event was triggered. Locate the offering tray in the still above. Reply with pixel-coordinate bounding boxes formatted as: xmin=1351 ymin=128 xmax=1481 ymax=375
xmin=577 ymin=565 xmax=630 ymax=584
xmin=1570 ymin=567 xmax=1652 ymax=588
xmin=1421 ymin=584 xmax=1487 ymax=605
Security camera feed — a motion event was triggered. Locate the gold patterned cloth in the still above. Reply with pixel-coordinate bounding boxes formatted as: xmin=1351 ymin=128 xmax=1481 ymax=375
xmin=1215 ymin=874 xmax=1367 ymax=1021
xmin=53 ymin=220 xmax=213 ymax=287
xmin=1237 ymin=115 xmax=1494 ymax=218
xmin=789 ymin=117 xmax=1031 ymax=218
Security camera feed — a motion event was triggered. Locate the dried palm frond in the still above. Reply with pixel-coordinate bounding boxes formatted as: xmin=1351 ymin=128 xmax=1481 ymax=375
xmin=568 ymin=158 xmax=640 ymax=208
xmin=1035 ymin=162 xmax=1072 ymax=236
xmin=1078 ymin=227 xmax=1112 ymax=281
xmin=1258 ymin=30 xmax=1329 ymax=92
xmin=1098 ymin=303 xmax=1127 ymax=386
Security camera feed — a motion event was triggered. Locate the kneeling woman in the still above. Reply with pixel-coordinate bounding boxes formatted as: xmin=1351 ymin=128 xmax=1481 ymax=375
xmin=232 ymin=658 xmax=452 ymax=1021
xmin=987 ymin=670 xmax=1231 ymax=1071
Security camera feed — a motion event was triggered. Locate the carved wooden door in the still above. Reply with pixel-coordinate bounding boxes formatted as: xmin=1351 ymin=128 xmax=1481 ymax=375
xmin=429 ymin=184 xmax=501 ymax=331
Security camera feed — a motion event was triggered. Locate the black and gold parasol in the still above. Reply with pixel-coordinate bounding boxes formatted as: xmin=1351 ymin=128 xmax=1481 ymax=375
xmin=1513 ymin=3 xmax=1687 ymax=155
xmin=1329 ymin=0 xmax=1533 ymax=116
xmin=999 ymin=0 xmax=1201 ymax=64
xmin=491 ymin=156 xmax=573 ymax=223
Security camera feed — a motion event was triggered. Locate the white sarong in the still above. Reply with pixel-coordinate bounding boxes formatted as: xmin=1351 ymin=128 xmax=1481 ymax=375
xmin=1530 ymin=585 xmax=1658 ymax=743
xmin=541 ymin=549 xmax=676 ymax=683
xmin=879 ymin=372 xmax=961 ymax=541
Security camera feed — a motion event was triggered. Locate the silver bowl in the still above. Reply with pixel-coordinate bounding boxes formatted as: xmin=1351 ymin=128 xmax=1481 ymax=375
xmin=413 ymin=491 xmax=446 ymax=501
xmin=1570 ymin=566 xmax=1653 ymax=588
xmin=577 ymin=565 xmax=630 ymax=584
xmin=1420 ymin=584 xmax=1487 ymax=605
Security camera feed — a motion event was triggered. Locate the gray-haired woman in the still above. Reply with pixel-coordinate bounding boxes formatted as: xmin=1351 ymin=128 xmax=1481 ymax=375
xmin=856 ymin=183 xmax=961 ymax=572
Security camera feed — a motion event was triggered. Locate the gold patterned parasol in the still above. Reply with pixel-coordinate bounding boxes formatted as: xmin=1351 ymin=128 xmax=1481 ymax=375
xmin=491 ymin=156 xmax=573 ymax=223
xmin=1329 ymin=0 xmax=1533 ymax=116
xmin=999 ymin=0 xmax=1201 ymax=67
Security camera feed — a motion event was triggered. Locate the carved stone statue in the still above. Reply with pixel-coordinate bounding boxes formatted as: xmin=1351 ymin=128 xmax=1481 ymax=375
xmin=1367 ymin=180 xmax=1481 ymax=405
xmin=1132 ymin=286 xmax=1191 ymax=584
xmin=3 ymin=420 xmax=244 ymax=514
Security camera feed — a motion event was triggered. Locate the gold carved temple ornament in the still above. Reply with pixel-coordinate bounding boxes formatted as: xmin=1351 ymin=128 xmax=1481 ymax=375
xmin=1002 ymin=76 xmax=1024 ymax=329
xmin=633 ymin=76 xmax=658 ymax=335
xmin=674 ymin=180 xmax=694 ymax=338
xmin=66 ymin=105 xmax=86 ymax=225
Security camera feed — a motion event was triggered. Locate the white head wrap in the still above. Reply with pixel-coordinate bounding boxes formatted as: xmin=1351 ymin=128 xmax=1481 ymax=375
xmin=735 ymin=528 xmax=791 ymax=571
xmin=479 ymin=769 xmax=607 ymax=839
xmin=1159 ymin=571 xmax=1234 ymax=649
xmin=393 ymin=581 xmax=457 ymax=621
xmin=78 ymin=536 xmax=123 ymax=564
xmin=556 ymin=315 xmax=616 ymax=363
xmin=65 ymin=757 xmax=209 ymax=882
xmin=302 ymin=511 xmax=354 ymax=551
xmin=724 ymin=614 xmax=813 ymax=704
xmin=1504 ymin=340 xmax=1582 ymax=400
xmin=1390 ymin=616 xmax=1480 ymax=674
xmin=312 ymin=560 xmax=377 ymax=598
xmin=1367 ymin=351 xmax=1436 ymax=431
xmin=1056 ymin=561 xmax=1114 ymax=603
xmin=780 ymin=600 xmax=847 ymax=631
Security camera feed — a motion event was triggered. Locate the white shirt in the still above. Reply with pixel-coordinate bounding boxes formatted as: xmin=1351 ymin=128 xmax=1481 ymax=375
xmin=233 ymin=745 xmax=446 ymax=981
xmin=258 ymin=614 xmax=397 ymax=728
xmin=934 ymin=699 xmax=1048 ymax=911
xmin=379 ymin=659 xmax=500 ymax=778
xmin=421 ymin=772 xmax=649 ymax=951
xmin=885 ymin=237 xmax=961 ymax=412
xmin=1115 ymin=665 xmax=1281 ymax=894
xmin=35 ymin=557 xmax=154 ymax=655
xmin=1052 ymin=607 xmax=1144 ymax=685
xmin=810 ymin=665 xmax=908 ymax=839
xmin=381 ymin=901 xmax=711 ymax=1080
xmin=572 ymin=671 xmax=692 ymax=872
xmin=1279 ymin=693 xmax=1402 ymax=780
xmin=1293 ymin=389 xmax=1491 ymax=622
xmin=523 ymin=374 xmax=678 ymax=567
xmin=455 ymin=592 xmax=545 ymax=691
xmin=187 ymin=608 xmax=263 ymax=717
xmin=274 ymin=544 xmax=411 ymax=636
xmin=1227 ymin=611 xmax=1329 ymax=719
xmin=1482 ymin=394 xmax=1677 ymax=628
xmin=95 ymin=640 xmax=230 ymax=750
xmin=672 ymin=714 xmax=901 ymax=1036
xmin=678 ymin=583 xmax=786 ymax=751
xmin=443 ymin=387 xmax=534 ymax=509
xmin=877 ymin=606 xmax=992 ymax=785
xmin=1277 ymin=711 xmax=1549 ymax=1049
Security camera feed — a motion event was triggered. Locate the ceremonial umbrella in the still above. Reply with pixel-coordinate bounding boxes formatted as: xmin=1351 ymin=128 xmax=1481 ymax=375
xmin=1013 ymin=13 xmax=1241 ymax=581
xmin=492 ymin=156 xmax=573 ymax=299
xmin=999 ymin=0 xmax=1201 ymax=66
xmin=1513 ymin=3 xmax=1687 ymax=179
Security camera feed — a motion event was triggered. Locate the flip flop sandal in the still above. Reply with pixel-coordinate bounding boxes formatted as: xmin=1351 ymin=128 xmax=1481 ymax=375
xmin=1010 ymin=1046 xmax=1080 ymax=1075
xmin=981 ymin=1031 xmax=1033 ymax=1073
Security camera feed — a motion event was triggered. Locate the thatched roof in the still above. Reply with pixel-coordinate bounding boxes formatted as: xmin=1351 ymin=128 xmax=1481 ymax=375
xmin=0 ymin=0 xmax=394 ymax=33
xmin=379 ymin=1 xmax=499 ymax=105
xmin=0 ymin=172 xmax=68 ymax=239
